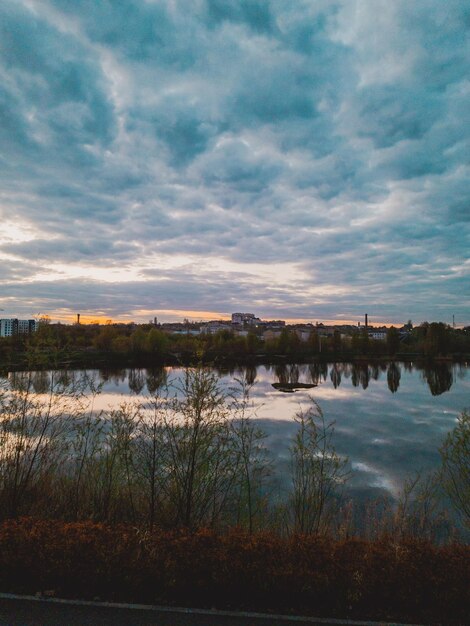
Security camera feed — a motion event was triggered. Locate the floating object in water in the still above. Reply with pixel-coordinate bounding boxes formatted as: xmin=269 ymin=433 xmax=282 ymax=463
xmin=271 ymin=382 xmax=317 ymax=393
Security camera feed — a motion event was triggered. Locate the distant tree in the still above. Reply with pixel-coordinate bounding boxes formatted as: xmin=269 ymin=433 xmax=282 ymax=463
xmin=332 ymin=329 xmax=342 ymax=354
xmin=146 ymin=329 xmax=168 ymax=356
xmin=360 ymin=329 xmax=370 ymax=355
xmin=93 ymin=326 xmax=117 ymax=351
xmin=131 ymin=328 xmax=147 ymax=354
xmin=246 ymin=332 xmax=259 ymax=354
xmin=111 ymin=335 xmax=131 ymax=354
xmin=308 ymin=330 xmax=320 ymax=353
xmin=424 ymin=322 xmax=451 ymax=356
xmin=386 ymin=326 xmax=400 ymax=355
xmin=278 ymin=328 xmax=291 ymax=354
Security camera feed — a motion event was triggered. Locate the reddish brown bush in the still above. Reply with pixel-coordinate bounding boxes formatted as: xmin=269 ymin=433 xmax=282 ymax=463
xmin=0 ymin=519 xmax=468 ymax=624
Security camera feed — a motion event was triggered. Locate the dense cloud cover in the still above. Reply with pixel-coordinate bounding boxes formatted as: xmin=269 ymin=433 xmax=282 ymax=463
xmin=0 ymin=0 xmax=468 ymax=323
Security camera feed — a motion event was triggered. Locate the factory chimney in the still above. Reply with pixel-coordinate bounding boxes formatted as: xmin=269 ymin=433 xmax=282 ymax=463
xmin=365 ymin=313 xmax=368 ymax=329
xmin=77 ymin=313 xmax=80 ymax=325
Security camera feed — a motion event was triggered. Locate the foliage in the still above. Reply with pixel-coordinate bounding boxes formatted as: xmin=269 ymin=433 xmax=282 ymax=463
xmin=1 ymin=317 xmax=468 ymax=371
xmin=0 ymin=519 xmax=468 ymax=623
xmin=439 ymin=410 xmax=470 ymax=527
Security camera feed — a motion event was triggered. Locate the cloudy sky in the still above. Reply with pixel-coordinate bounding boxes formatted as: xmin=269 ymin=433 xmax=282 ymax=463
xmin=0 ymin=0 xmax=469 ymax=325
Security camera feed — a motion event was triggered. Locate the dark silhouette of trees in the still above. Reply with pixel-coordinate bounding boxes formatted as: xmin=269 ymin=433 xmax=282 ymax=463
xmin=387 ymin=362 xmax=401 ymax=393
xmin=386 ymin=326 xmax=400 ymax=355
xmin=422 ymin=363 xmax=453 ymax=396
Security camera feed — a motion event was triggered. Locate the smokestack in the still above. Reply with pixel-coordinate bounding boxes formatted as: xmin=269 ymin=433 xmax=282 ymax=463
xmin=77 ymin=313 xmax=80 ymax=325
xmin=365 ymin=313 xmax=368 ymax=329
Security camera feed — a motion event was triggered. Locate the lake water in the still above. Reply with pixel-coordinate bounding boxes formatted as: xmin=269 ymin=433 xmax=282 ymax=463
xmin=4 ymin=361 xmax=469 ymax=503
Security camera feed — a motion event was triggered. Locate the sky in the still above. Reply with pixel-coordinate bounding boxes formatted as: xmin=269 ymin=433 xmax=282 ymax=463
xmin=0 ymin=0 xmax=469 ymax=326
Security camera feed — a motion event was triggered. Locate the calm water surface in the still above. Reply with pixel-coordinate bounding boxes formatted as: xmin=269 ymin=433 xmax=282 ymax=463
xmin=7 ymin=361 xmax=470 ymax=502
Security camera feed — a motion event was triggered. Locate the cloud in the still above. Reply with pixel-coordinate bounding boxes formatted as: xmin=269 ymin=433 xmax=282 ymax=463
xmin=0 ymin=0 xmax=468 ymax=324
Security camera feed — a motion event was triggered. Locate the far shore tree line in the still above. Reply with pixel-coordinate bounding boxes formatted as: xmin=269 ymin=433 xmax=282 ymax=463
xmin=0 ymin=319 xmax=468 ymax=369
xmin=0 ymin=367 xmax=468 ymax=542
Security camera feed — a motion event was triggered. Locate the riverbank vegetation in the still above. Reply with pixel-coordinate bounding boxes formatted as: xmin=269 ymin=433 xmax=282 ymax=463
xmin=0 ymin=368 xmax=469 ymax=623
xmin=0 ymin=319 xmax=468 ymax=370
xmin=1 ymin=519 xmax=469 ymax=624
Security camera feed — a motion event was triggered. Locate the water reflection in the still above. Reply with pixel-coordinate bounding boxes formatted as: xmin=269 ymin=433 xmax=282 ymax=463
xmin=2 ymin=361 xmax=467 ymax=399
xmin=145 ymin=367 xmax=168 ymax=394
xmin=387 ymin=362 xmax=401 ymax=393
xmin=351 ymin=364 xmax=370 ymax=390
xmin=308 ymin=362 xmax=328 ymax=385
xmin=275 ymin=364 xmax=300 ymax=385
xmin=244 ymin=365 xmax=257 ymax=386
xmin=85 ymin=361 xmax=467 ymax=398
xmin=1 ymin=361 xmax=468 ymax=509
xmin=7 ymin=369 xmax=87 ymax=394
xmin=330 ymin=364 xmax=342 ymax=389
xmin=422 ymin=363 xmax=453 ymax=396
xmin=98 ymin=369 xmax=127 ymax=386
xmin=128 ymin=369 xmax=146 ymax=395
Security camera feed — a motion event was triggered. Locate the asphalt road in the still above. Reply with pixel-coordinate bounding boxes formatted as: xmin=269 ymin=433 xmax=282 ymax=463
xmin=0 ymin=595 xmax=400 ymax=626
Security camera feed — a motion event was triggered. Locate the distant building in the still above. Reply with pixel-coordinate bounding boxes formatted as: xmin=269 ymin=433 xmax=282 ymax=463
xmin=231 ymin=312 xmax=261 ymax=326
xmin=234 ymin=329 xmax=249 ymax=337
xmin=258 ymin=320 xmax=286 ymax=328
xmin=0 ymin=318 xmax=37 ymax=338
xmin=296 ymin=328 xmax=312 ymax=342
xmin=368 ymin=329 xmax=387 ymax=341
xmin=201 ymin=321 xmax=232 ymax=335
xmin=263 ymin=329 xmax=282 ymax=341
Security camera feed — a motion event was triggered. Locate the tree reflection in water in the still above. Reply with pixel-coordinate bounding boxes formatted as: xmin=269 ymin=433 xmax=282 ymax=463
xmin=422 ymin=363 xmax=453 ymax=396
xmin=145 ymin=367 xmax=168 ymax=395
xmin=244 ymin=365 xmax=257 ymax=386
xmin=275 ymin=364 xmax=300 ymax=385
xmin=387 ymin=362 xmax=401 ymax=393
xmin=128 ymin=369 xmax=145 ymax=395
xmin=351 ymin=364 xmax=371 ymax=390
xmin=330 ymin=364 xmax=342 ymax=389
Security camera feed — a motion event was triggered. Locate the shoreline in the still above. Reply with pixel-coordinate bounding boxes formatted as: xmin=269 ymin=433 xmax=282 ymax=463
xmin=1 ymin=351 xmax=469 ymax=374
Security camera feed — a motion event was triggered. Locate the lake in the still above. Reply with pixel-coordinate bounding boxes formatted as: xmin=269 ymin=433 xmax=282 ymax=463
xmin=4 ymin=361 xmax=469 ymax=504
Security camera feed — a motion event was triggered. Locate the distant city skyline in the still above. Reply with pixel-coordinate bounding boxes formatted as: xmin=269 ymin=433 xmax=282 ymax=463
xmin=1 ymin=310 xmax=463 ymax=330
xmin=0 ymin=1 xmax=468 ymax=326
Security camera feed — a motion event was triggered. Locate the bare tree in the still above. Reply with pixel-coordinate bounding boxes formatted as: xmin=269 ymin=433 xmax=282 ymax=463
xmin=229 ymin=377 xmax=271 ymax=532
xmin=91 ymin=402 xmax=140 ymax=523
xmin=0 ymin=372 xmax=86 ymax=518
xmin=161 ymin=368 xmax=235 ymax=529
xmin=133 ymin=392 xmax=169 ymax=529
xmin=439 ymin=410 xmax=470 ymax=527
xmin=289 ymin=399 xmax=349 ymax=534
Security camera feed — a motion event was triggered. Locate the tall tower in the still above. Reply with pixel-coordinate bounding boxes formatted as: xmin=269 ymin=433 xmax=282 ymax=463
xmin=365 ymin=313 xmax=368 ymax=329
xmin=77 ymin=313 xmax=81 ymax=325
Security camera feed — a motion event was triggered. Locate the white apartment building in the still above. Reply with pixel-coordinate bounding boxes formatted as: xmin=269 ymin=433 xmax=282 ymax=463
xmin=0 ymin=318 xmax=37 ymax=337
xmin=231 ymin=312 xmax=261 ymax=326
